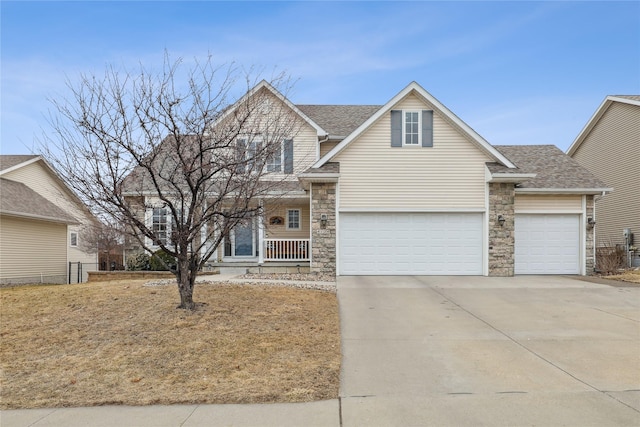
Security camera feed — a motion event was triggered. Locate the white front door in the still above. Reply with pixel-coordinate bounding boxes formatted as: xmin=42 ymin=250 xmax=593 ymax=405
xmin=339 ymin=212 xmax=483 ymax=275
xmin=515 ymin=214 xmax=580 ymax=274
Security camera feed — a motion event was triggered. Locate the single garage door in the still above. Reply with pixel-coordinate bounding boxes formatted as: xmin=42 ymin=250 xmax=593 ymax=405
xmin=339 ymin=212 xmax=483 ymax=275
xmin=515 ymin=214 xmax=580 ymax=274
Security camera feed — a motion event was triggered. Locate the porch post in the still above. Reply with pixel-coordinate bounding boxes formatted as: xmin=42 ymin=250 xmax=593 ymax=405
xmin=258 ymin=200 xmax=264 ymax=264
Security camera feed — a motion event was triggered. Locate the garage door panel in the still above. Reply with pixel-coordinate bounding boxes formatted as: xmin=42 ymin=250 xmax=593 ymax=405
xmin=339 ymin=212 xmax=483 ymax=275
xmin=515 ymin=214 xmax=580 ymax=275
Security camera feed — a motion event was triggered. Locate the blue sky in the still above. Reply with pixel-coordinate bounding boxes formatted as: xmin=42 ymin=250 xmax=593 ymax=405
xmin=2 ymin=1 xmax=639 ymax=155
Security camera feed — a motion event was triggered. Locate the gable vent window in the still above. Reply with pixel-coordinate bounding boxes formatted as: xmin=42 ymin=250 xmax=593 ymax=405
xmin=391 ymin=109 xmax=433 ymax=148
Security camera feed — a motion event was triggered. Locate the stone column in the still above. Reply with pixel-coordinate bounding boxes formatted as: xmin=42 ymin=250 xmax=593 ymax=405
xmin=310 ymin=182 xmax=337 ymax=277
xmin=488 ymin=182 xmax=515 ymax=276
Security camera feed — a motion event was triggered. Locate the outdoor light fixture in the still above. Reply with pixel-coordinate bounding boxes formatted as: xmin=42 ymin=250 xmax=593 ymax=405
xmin=587 ymin=217 xmax=596 ymax=229
xmin=320 ymin=214 xmax=328 ymax=228
xmin=497 ymin=214 xmax=506 ymax=227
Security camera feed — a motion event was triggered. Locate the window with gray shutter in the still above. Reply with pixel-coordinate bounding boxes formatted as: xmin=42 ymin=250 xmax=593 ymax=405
xmin=283 ymin=139 xmax=294 ymax=174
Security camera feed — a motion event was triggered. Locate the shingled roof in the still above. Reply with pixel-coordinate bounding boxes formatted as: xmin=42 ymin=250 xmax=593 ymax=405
xmin=0 ymin=155 xmax=38 ymax=172
xmin=296 ymin=105 xmax=381 ymax=138
xmin=494 ymin=145 xmax=610 ymax=191
xmin=0 ymin=178 xmax=78 ymax=223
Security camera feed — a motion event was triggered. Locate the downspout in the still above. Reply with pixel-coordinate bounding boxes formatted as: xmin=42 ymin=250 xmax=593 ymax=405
xmin=591 ymin=191 xmax=608 ymax=272
xmin=317 ymin=135 xmax=330 ymax=161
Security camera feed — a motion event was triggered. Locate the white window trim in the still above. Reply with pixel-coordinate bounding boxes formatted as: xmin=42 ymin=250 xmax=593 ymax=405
xmin=403 ymin=110 xmax=422 ymax=146
xmin=266 ymin=140 xmax=283 ymax=173
xmin=70 ymin=231 xmax=78 ymax=247
xmin=286 ymin=209 xmax=301 ymax=230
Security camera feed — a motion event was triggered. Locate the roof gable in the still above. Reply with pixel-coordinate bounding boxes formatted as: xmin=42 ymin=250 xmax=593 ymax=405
xmin=313 ymin=82 xmax=515 ymax=169
xmin=567 ymin=95 xmax=640 ymax=156
xmin=213 ymin=80 xmax=327 ymax=137
xmin=0 ymin=155 xmax=96 ymax=223
xmin=0 ymin=178 xmax=77 ymax=223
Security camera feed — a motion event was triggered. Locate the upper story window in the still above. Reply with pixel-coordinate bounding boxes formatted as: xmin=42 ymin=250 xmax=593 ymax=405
xmin=391 ymin=110 xmax=434 ymax=148
xmin=404 ymin=111 xmax=421 ymax=145
xmin=266 ymin=142 xmax=282 ymax=172
xmin=287 ymin=209 xmax=301 ymax=230
xmin=70 ymin=232 xmax=78 ymax=247
xmin=237 ymin=137 xmax=294 ymax=174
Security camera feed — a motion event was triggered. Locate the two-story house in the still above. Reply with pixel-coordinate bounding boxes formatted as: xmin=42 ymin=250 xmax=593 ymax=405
xmin=124 ymin=81 xmax=610 ymax=277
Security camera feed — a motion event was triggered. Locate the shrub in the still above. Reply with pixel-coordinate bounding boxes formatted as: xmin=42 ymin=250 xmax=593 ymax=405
xmin=149 ymin=249 xmax=176 ymax=271
xmin=596 ymin=245 xmax=626 ymax=275
xmin=126 ymin=252 xmax=150 ymax=271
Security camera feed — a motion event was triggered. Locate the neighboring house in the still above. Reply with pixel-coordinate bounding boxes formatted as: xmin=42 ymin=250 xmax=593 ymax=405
xmin=567 ymin=95 xmax=640 ymax=267
xmin=124 ymin=81 xmax=610 ymax=276
xmin=0 ymin=155 xmax=99 ymax=284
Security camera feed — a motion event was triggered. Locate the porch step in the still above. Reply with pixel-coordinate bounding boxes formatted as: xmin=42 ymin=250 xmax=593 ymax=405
xmin=217 ymin=266 xmax=249 ymax=275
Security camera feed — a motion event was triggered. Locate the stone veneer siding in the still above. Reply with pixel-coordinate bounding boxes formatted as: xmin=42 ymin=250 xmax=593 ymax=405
xmin=488 ymin=182 xmax=515 ymax=276
xmin=586 ymin=195 xmax=595 ymax=274
xmin=310 ymin=182 xmax=337 ymax=277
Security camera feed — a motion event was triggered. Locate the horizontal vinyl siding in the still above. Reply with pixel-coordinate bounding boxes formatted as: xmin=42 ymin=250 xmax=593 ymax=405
xmin=320 ymin=141 xmax=339 ymax=158
xmin=0 ymin=215 xmax=67 ymax=284
xmin=571 ymin=102 xmax=640 ymax=245
xmin=515 ymin=195 xmax=583 ymax=212
xmin=263 ymin=202 xmax=310 ymax=239
xmin=2 ymin=162 xmax=84 ymax=220
xmin=335 ymin=94 xmax=490 ymax=209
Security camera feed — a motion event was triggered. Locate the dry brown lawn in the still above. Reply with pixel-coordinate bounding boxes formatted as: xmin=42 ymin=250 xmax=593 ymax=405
xmin=0 ymin=280 xmax=340 ymax=409
xmin=607 ymin=269 xmax=640 ymax=284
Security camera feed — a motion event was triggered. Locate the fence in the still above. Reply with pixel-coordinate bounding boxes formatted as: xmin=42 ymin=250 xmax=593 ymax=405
xmin=68 ymin=262 xmax=99 ymax=284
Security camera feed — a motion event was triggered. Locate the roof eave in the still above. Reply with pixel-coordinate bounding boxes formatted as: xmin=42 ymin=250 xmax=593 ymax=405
xmin=489 ymin=173 xmax=537 ymax=183
xmin=212 ymin=80 xmax=328 ymax=137
xmin=0 ymin=210 xmax=79 ymax=225
xmin=298 ymin=173 xmax=340 ymax=190
xmin=567 ymin=95 xmax=640 ymax=156
xmin=515 ymin=187 xmax=613 ymax=195
xmin=0 ymin=156 xmax=41 ymax=176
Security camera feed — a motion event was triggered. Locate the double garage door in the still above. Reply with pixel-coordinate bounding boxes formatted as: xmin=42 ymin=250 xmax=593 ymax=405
xmin=339 ymin=212 xmax=483 ymax=275
xmin=339 ymin=212 xmax=580 ymax=276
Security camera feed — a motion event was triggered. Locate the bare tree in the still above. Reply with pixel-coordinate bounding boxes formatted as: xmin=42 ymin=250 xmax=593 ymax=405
xmin=80 ymin=222 xmax=125 ymax=270
xmin=41 ymin=54 xmax=300 ymax=309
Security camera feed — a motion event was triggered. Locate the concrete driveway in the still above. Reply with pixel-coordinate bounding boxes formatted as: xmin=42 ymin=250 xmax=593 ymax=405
xmin=338 ymin=275 xmax=640 ymax=426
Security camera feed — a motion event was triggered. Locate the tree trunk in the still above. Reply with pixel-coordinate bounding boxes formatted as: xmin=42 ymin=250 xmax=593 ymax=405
xmin=175 ymin=261 xmax=196 ymax=310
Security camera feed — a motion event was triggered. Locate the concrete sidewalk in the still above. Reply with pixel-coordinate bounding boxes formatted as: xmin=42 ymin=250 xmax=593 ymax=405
xmin=0 ymin=401 xmax=340 ymax=427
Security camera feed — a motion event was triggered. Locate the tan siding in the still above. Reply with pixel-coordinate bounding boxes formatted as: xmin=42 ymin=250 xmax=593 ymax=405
xmin=515 ymin=195 xmax=583 ymax=212
xmin=571 ymin=102 xmax=640 ymax=245
xmin=3 ymin=161 xmax=99 ymax=264
xmin=245 ymin=91 xmax=319 ymax=178
xmin=0 ymin=215 xmax=67 ymax=284
xmin=335 ymin=94 xmax=490 ymax=209
xmin=3 ymin=162 xmax=84 ymax=220
xmin=320 ymin=141 xmax=339 ymax=158
xmin=263 ymin=201 xmax=310 ymax=239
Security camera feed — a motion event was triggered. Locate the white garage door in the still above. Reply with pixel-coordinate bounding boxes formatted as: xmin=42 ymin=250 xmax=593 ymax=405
xmin=515 ymin=214 xmax=580 ymax=275
xmin=339 ymin=212 xmax=483 ymax=275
